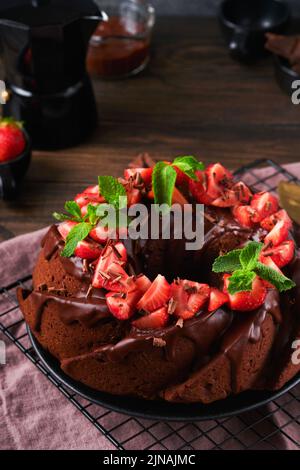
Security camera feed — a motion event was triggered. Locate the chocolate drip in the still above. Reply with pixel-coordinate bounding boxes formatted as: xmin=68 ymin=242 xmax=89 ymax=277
xmin=221 ymin=289 xmax=281 ymax=392
xmin=91 ymin=307 xmax=233 ymax=364
xmin=23 ymin=289 xmax=110 ymax=331
xmin=41 ymin=225 xmax=64 ymax=261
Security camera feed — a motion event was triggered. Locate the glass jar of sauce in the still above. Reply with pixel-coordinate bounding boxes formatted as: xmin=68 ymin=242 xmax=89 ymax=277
xmin=87 ymin=0 xmax=155 ymax=79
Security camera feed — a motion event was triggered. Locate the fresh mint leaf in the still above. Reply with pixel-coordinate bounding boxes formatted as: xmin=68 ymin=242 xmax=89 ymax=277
xmin=87 ymin=204 xmax=99 ymax=225
xmin=227 ymin=270 xmax=256 ymax=294
xmin=212 ymin=249 xmax=242 ymax=273
xmin=152 ymin=161 xmax=177 ymax=208
xmin=64 ymin=201 xmax=82 ymax=220
xmin=240 ymin=241 xmax=263 ymax=271
xmin=61 ymin=222 xmax=92 ymax=257
xmin=172 ymin=156 xmax=205 ymax=180
xmin=53 ymin=201 xmax=83 ymax=223
xmin=53 ymin=212 xmax=71 ymax=222
xmin=98 ymin=176 xmax=127 ymax=209
xmin=255 ymin=262 xmax=296 ymax=292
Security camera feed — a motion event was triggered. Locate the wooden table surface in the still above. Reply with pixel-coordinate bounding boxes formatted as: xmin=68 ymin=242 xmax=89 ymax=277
xmin=1 ymin=16 xmax=300 ymax=241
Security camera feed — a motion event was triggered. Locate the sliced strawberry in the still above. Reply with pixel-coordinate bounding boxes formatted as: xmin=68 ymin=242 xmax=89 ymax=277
xmin=208 ymin=287 xmax=229 ymax=312
xmin=211 ymin=189 xmax=239 ymax=207
xmin=211 ymin=182 xmax=252 ymax=207
xmin=92 ymin=242 xmax=129 ymax=291
xmin=233 ymin=181 xmax=252 ymax=204
xmin=137 ymin=274 xmax=171 ymax=313
xmin=172 ymin=187 xmax=189 ymax=206
xmin=57 ymin=220 xmax=77 ymax=239
xmin=135 ymin=274 xmax=152 ymax=293
xmin=74 ymin=240 xmax=102 ymax=260
xmin=206 ymin=163 xmax=233 ymax=200
xmin=126 ymin=188 xmax=142 ymax=207
xmin=170 ymin=279 xmax=210 ymax=320
xmin=75 ymin=185 xmax=105 ymax=208
xmin=57 ymin=221 xmax=101 ymax=260
xmin=124 ymin=167 xmax=153 ymax=187
xmin=260 ymin=209 xmax=292 ymax=231
xmin=262 ymin=240 xmax=295 ymax=268
xmin=250 ymin=192 xmax=278 ymax=222
xmin=89 ymin=225 xmax=117 ymax=244
xmin=189 ymin=170 xmax=213 ymax=204
xmin=105 ymin=273 xmax=152 ymax=320
xmin=132 ymin=306 xmax=169 ymax=329
xmin=223 ymin=274 xmax=267 ymax=312
xmin=232 ymin=205 xmax=259 ymax=228
xmin=262 ymin=210 xmax=292 ymax=247
xmin=83 ymin=184 xmax=100 ymax=195
xmin=105 ymin=289 xmax=142 ymax=320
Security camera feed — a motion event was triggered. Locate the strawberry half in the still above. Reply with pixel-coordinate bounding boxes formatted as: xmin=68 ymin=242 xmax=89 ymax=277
xmin=89 ymin=225 xmax=118 ymax=244
xmin=223 ymin=274 xmax=267 ymax=312
xmin=137 ymin=274 xmax=171 ymax=313
xmin=105 ymin=289 xmax=139 ymax=320
xmin=132 ymin=306 xmax=169 ymax=329
xmin=92 ymin=242 xmax=130 ymax=291
xmin=208 ymin=287 xmax=229 ymax=312
xmin=75 ymin=184 xmax=105 ymax=208
xmin=135 ymin=274 xmax=152 ymax=292
xmin=232 ymin=205 xmax=259 ymax=228
xmin=170 ymin=280 xmax=210 ymax=320
xmin=211 ymin=182 xmax=252 ymax=208
xmin=124 ymin=167 xmax=153 ymax=187
xmin=262 ymin=240 xmax=295 ymax=268
xmin=250 ymin=192 xmax=278 ymax=222
xmin=57 ymin=221 xmax=101 ymax=260
xmin=105 ymin=273 xmax=152 ymax=320
xmin=206 ymin=163 xmax=234 ymax=200
xmin=261 ymin=209 xmax=292 ymax=247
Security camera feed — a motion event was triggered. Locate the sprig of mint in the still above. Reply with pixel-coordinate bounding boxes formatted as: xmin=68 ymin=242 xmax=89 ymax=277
xmin=212 ymin=241 xmax=295 ymax=294
xmin=53 ymin=201 xmax=85 ymax=223
xmin=54 ymin=176 xmax=129 ymax=257
xmin=53 ymin=201 xmax=100 ymax=257
xmin=61 ymin=222 xmax=93 ymax=258
xmin=152 ymin=156 xmax=205 ymax=206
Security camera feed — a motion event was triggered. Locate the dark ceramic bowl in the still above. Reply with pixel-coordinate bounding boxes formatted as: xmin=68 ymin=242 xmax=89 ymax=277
xmin=219 ymin=0 xmax=290 ymax=62
xmin=0 ymin=129 xmax=31 ymax=200
xmin=273 ymin=54 xmax=300 ymax=96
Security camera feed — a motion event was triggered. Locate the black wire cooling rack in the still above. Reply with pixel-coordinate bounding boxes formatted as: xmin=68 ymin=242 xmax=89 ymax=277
xmin=1 ymin=159 xmax=300 ymax=450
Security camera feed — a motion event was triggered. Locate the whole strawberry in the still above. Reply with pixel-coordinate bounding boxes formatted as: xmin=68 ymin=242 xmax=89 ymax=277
xmin=0 ymin=118 xmax=26 ymax=163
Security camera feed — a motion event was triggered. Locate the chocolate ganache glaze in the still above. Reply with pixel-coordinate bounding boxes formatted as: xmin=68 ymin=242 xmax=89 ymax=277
xmin=17 ymin=201 xmax=300 ymax=401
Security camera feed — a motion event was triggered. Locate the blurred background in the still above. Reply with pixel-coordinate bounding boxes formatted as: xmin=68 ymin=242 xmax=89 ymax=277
xmin=1 ymin=1 xmax=300 ymax=16
xmin=150 ymin=0 xmax=300 ymax=16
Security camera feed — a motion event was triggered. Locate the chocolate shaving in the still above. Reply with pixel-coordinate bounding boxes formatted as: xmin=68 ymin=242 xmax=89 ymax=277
xmin=153 ymin=337 xmax=167 ymax=348
xmin=176 ymin=318 xmax=184 ymax=328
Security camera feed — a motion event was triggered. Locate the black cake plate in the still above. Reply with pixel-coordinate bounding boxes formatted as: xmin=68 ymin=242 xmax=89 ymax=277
xmin=28 ymin=327 xmax=300 ymax=422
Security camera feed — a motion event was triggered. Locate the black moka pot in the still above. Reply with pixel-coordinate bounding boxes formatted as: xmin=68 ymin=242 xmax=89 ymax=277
xmin=0 ymin=0 xmax=107 ymax=150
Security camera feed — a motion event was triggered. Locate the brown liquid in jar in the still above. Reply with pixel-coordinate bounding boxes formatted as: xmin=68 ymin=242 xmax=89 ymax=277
xmin=87 ymin=16 xmax=150 ymax=78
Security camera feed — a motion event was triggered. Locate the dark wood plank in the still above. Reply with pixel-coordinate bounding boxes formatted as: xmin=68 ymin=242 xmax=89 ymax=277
xmin=1 ymin=17 xmax=299 ymax=237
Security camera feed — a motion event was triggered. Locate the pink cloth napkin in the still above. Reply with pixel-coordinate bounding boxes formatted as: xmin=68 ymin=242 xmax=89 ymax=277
xmin=0 ymin=162 xmax=300 ymax=450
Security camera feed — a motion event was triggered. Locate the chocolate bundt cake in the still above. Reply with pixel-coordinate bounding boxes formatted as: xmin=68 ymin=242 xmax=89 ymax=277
xmin=18 ymin=156 xmax=300 ymax=404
